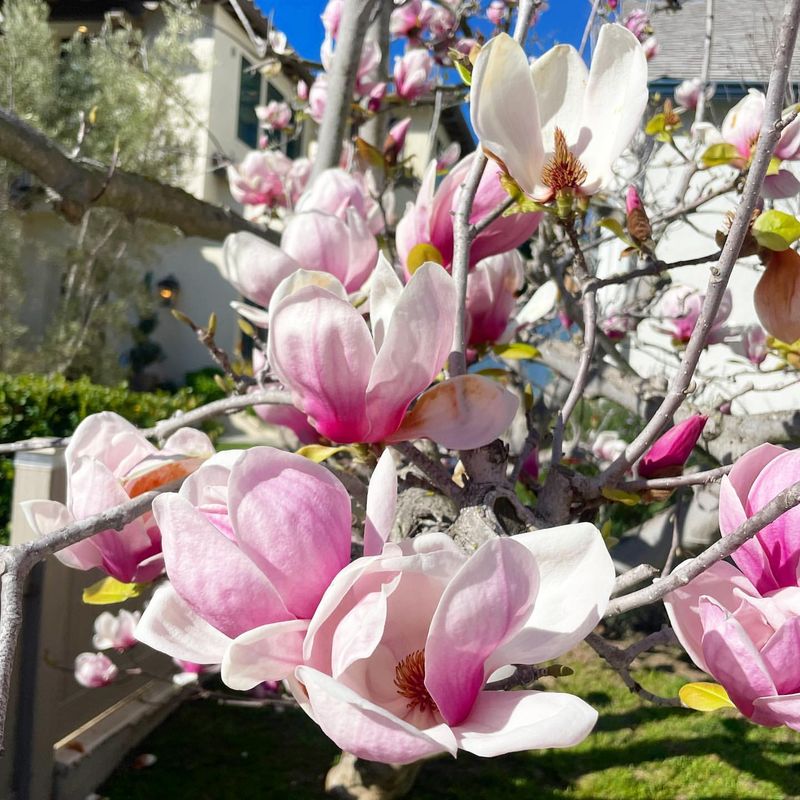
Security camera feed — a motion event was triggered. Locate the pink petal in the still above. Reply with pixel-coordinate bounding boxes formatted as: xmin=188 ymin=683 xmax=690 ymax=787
xmin=453 ymin=690 xmax=598 ymax=756
xmin=268 ymin=284 xmax=376 ymax=443
xmin=295 ymin=666 xmax=457 ymax=764
xmin=388 ymin=375 xmax=518 ymax=449
xmin=426 ymin=538 xmax=538 ymax=727
xmin=752 ymin=693 xmax=800 ymax=730
xmin=364 ymin=450 xmax=398 ymax=557
xmin=227 ymin=447 xmax=352 ymax=618
xmin=366 ymin=262 xmax=456 ymax=441
xmin=22 ymin=500 xmax=102 ymax=571
xmin=222 ymin=619 xmax=310 ymax=689
xmin=490 ymin=523 xmax=615 ymax=668
xmin=700 ymin=596 xmax=777 ymax=718
xmin=154 ymin=493 xmax=292 ymax=638
xmin=763 ymin=170 xmax=800 ymax=200
xmin=664 ymin=560 xmax=760 ymax=674
xmin=220 ymin=232 xmax=301 ymax=307
xmin=761 ymin=618 xmax=800 ymax=695
xmin=135 ymin=583 xmax=231 ymax=664
xmin=161 ymin=428 xmax=215 ymax=459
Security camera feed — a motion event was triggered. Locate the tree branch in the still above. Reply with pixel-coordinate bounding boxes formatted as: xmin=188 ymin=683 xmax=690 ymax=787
xmin=0 ymin=107 xmax=270 ymax=241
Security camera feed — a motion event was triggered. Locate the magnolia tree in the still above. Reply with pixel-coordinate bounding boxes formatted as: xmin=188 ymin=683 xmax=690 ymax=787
xmin=4 ymin=0 xmax=800 ymax=795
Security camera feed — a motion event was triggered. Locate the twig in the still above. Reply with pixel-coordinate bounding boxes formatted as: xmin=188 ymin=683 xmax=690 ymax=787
xmin=612 ymin=564 xmax=660 ymax=597
xmin=593 ymin=251 xmax=722 ymax=289
xmin=470 ymin=195 xmax=516 ymax=237
xmin=598 ymin=0 xmax=800 ymax=486
xmin=390 ymin=442 xmax=459 ymax=499
xmin=621 ymin=464 xmax=732 ymax=492
xmin=607 ymin=476 xmax=800 ymax=615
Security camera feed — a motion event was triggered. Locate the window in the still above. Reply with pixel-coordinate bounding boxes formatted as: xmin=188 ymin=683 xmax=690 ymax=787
xmin=237 ymin=56 xmax=261 ymax=147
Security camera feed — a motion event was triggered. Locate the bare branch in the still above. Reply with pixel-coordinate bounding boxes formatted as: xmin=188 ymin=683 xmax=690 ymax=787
xmin=612 ymin=564 xmax=660 ymax=597
xmin=0 ymin=107 xmax=270 ymax=242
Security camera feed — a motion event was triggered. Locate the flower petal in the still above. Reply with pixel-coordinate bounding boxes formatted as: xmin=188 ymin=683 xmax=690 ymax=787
xmin=454 ymin=690 xmax=598 ymax=756
xmin=579 ymin=24 xmax=648 ymax=192
xmin=296 ymin=666 xmax=456 ymax=764
xmin=154 ymin=493 xmax=292 ymax=638
xmin=22 ymin=500 xmax=101 ymax=571
xmin=222 ymin=619 xmax=310 ymax=689
xmin=366 ymin=262 xmax=456 ymax=440
xmin=388 ymin=375 xmax=518 ymax=449
xmin=268 ymin=283 xmax=376 ymax=443
xmin=664 ymin=560 xmax=760 ymax=675
xmin=227 ymin=446 xmax=352 ymax=618
xmin=470 ymin=33 xmax=545 ymax=197
xmin=369 ymin=252 xmax=405 ymax=352
xmin=762 ymin=617 xmax=800 ymax=695
xmin=220 ymin=231 xmax=300 ymax=307
xmin=753 ymin=692 xmax=800 ymax=730
xmin=515 ymin=279 xmax=559 ymax=326
xmin=364 ymin=450 xmax=398 ymax=557
xmin=135 ymin=582 xmax=231 ymax=664
xmin=426 ymin=538 xmax=539 ymax=726
xmin=490 ymin=523 xmax=615 ymax=668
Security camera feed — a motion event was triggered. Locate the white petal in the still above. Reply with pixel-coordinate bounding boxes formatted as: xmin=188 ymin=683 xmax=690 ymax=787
xmin=369 ymin=253 xmax=405 ymax=351
xmin=515 ymin=280 xmax=559 ymax=326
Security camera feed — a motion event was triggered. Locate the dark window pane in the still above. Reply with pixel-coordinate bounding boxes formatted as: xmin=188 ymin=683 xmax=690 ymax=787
xmin=237 ymin=56 xmax=261 ymax=147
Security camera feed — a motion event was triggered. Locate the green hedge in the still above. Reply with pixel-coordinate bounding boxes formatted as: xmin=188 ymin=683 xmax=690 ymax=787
xmin=0 ymin=372 xmax=225 ymax=542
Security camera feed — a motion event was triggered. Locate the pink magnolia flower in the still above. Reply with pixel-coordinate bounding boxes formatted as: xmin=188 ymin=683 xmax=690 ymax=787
xmin=172 ymin=659 xmax=216 ymax=685
xmin=296 ymin=167 xmax=383 ymax=234
xmin=75 ymin=652 xmax=118 ymax=688
xmin=394 ymin=48 xmax=435 ymax=101
xmin=308 ymin=75 xmax=328 ymax=123
xmin=742 ymin=325 xmax=768 ymax=365
xmin=637 ymin=415 xmax=707 ymax=479
xmin=427 ymin=2 xmax=456 ymax=39
xmin=471 ymin=26 xmax=647 ymax=203
xmin=367 ymin=81 xmax=387 ymax=112
xmin=390 ymin=0 xmax=433 ymax=38
xmin=255 ymin=100 xmax=292 ymax=131
xmin=321 ymin=36 xmax=382 ymax=96
xmin=268 ymin=258 xmax=519 ymax=446
xmin=285 ymin=157 xmax=313 ymax=205
xmin=436 ymin=141 xmax=461 ymax=172
xmin=93 ymin=609 xmax=139 ymax=651
xmin=396 ymin=154 xmax=541 ymax=276
xmin=592 ymin=431 xmax=627 ymax=465
xmin=658 ymin=284 xmax=732 ymax=345
xmin=321 ymin=0 xmax=343 ymax=37
xmin=21 ymin=413 xmax=213 ymax=584
xmin=297 ymin=79 xmax=309 ymax=101
xmin=642 ymin=36 xmax=659 ymax=60
xmin=674 ymin=78 xmax=715 ymax=110
xmin=227 ymin=150 xmax=291 ymax=208
xmin=220 ymin=207 xmax=377 ymax=313
xmin=622 ymin=8 xmax=651 ymax=40
xmin=384 ymin=117 xmax=412 ymax=163
xmin=292 ymin=521 xmax=615 ymax=763
xmin=666 ymin=557 xmax=800 ymax=730
xmin=135 ymin=446 xmax=363 ymax=684
xmin=487 ymin=1 xmax=506 ymax=26
xmin=719 ymin=89 xmax=800 ymax=198
xmin=465 ymin=250 xmax=525 ymax=345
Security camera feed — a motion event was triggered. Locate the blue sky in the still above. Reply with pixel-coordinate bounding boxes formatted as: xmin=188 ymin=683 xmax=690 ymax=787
xmin=257 ymin=1 xmax=587 ymax=61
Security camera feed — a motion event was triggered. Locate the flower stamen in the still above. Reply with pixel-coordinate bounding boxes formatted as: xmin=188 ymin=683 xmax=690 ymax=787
xmin=394 ymin=649 xmax=438 ymax=713
xmin=541 ymin=127 xmax=588 ymax=194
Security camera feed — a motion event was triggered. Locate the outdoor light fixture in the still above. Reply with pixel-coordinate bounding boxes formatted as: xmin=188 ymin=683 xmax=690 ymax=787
xmin=156 ymin=275 xmax=180 ymax=307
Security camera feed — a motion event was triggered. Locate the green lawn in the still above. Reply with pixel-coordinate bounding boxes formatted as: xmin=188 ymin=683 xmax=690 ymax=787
xmin=100 ymin=643 xmax=800 ymax=799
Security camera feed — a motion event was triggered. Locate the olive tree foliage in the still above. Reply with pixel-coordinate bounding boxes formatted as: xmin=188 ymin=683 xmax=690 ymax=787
xmin=0 ymin=0 xmax=199 ymax=380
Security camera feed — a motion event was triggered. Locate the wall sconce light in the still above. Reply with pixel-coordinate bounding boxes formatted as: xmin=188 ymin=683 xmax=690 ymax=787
xmin=156 ymin=275 xmax=180 ymax=307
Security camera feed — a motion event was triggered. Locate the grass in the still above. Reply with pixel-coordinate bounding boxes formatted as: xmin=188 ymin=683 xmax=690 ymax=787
xmin=100 ymin=643 xmax=800 ymax=799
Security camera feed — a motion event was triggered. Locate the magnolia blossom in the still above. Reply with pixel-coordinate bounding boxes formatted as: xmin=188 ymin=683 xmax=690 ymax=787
xmin=674 ymin=78 xmax=715 ymax=110
xmin=268 ymin=258 xmax=519 ymax=446
xmin=321 ymin=35 xmax=382 ymax=96
xmin=227 ymin=150 xmax=291 ymax=208
xmin=719 ymin=89 xmax=800 ymax=198
xmin=93 ymin=609 xmax=140 ymax=651
xmin=172 ymin=659 xmax=216 ymax=686
xmin=22 ymin=412 xmax=213 ymax=584
xmin=321 ymin=0 xmax=343 ymax=37
xmin=75 ymin=652 xmax=118 ymax=688
xmin=641 ymin=36 xmax=659 ymax=60
xmin=755 ymin=248 xmax=800 ymax=344
xmin=308 ymin=75 xmax=328 ymax=123
xmin=592 ymin=431 xmax=627 ymax=465
xmin=637 ymin=415 xmax=707 ymax=479
xmin=296 ymin=167 xmax=383 ymax=234
xmin=658 ymin=285 xmax=732 ymax=345
xmin=742 ymin=325 xmax=769 ymax=365
xmin=255 ymin=101 xmax=292 ymax=131
xmin=436 ymin=141 xmax=461 ymax=172
xmin=471 ymin=26 xmax=647 ymax=203
xmin=427 ymin=2 xmax=456 ymax=39
xmin=396 ymin=154 xmax=541 ymax=275
xmin=220 ymin=205 xmax=377 ymax=318
xmin=293 ymin=521 xmax=615 ymax=763
xmin=465 ymin=250 xmax=525 ymax=345
xmin=390 ymin=0 xmax=433 ymax=37
xmin=384 ymin=117 xmax=412 ymax=165
xmin=394 ymin=48 xmax=435 ymax=101
xmin=622 ymin=8 xmax=650 ymax=39
xmin=135 ymin=446 xmax=361 ymax=685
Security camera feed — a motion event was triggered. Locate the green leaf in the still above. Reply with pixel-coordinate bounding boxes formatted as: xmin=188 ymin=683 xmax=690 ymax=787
xmin=752 ymin=209 xmax=800 ymax=251
xmin=767 ymin=156 xmax=782 ymax=176
xmin=679 ymin=682 xmax=735 ymax=711
xmin=491 ymin=343 xmax=540 ymax=361
xmin=83 ymin=577 xmax=146 ymax=605
xmin=701 ymin=142 xmax=740 ymax=168
xmin=601 ymin=486 xmax=641 ymax=506
xmin=295 ymin=445 xmax=353 ymax=463
xmin=597 ymin=218 xmax=635 ymax=247
xmin=644 ymin=113 xmax=666 ymax=136
xmin=454 ymin=59 xmax=472 ymax=86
